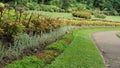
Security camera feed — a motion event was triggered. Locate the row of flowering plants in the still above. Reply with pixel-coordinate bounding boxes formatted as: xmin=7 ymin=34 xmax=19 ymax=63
xmin=68 ymin=19 xmax=120 ymax=26
xmin=0 ymin=2 xmax=120 ymax=43
xmin=0 ymin=9 xmax=120 ymax=42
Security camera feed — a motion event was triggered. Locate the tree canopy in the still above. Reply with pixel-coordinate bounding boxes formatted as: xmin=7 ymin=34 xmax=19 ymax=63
xmin=1 ymin=0 xmax=120 ymax=12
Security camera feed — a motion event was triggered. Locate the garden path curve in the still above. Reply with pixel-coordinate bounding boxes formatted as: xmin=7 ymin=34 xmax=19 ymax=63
xmin=92 ymin=31 xmax=120 ymax=68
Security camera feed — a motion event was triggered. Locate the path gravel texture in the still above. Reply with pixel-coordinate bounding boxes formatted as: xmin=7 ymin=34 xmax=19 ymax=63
xmin=92 ymin=31 xmax=120 ymax=68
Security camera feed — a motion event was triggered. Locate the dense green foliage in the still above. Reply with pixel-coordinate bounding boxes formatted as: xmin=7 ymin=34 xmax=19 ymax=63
xmin=45 ymin=40 xmax=67 ymax=51
xmin=94 ymin=14 xmax=106 ymax=19
xmin=1 ymin=0 xmax=120 ymax=14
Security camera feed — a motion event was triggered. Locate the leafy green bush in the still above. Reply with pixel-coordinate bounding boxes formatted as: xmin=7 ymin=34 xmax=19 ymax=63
xmin=93 ymin=9 xmax=119 ymax=16
xmin=62 ymin=32 xmax=74 ymax=41
xmin=102 ymin=10 xmax=119 ymax=16
xmin=45 ymin=40 xmax=67 ymax=51
xmin=39 ymin=5 xmax=60 ymax=12
xmin=2 ymin=21 xmax=25 ymax=42
xmin=0 ymin=2 xmax=4 ymax=8
xmin=72 ymin=11 xmax=92 ymax=19
xmin=75 ymin=3 xmax=87 ymax=11
xmin=27 ymin=2 xmax=39 ymax=10
xmin=4 ymin=56 xmax=45 ymax=68
xmin=94 ymin=14 xmax=106 ymax=19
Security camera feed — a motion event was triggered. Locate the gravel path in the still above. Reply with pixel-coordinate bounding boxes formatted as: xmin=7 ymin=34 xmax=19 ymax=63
xmin=92 ymin=31 xmax=120 ymax=68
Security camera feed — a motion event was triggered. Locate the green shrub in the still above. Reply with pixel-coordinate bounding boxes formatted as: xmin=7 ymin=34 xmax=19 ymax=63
xmin=39 ymin=5 xmax=60 ymax=12
xmin=75 ymin=3 xmax=87 ymax=11
xmin=2 ymin=21 xmax=25 ymax=42
xmin=102 ymin=10 xmax=119 ymax=16
xmin=72 ymin=11 xmax=92 ymax=19
xmin=94 ymin=14 xmax=106 ymax=19
xmin=27 ymin=2 xmax=39 ymax=10
xmin=62 ymin=32 xmax=74 ymax=41
xmin=0 ymin=2 xmax=4 ymax=8
xmin=45 ymin=40 xmax=67 ymax=51
xmin=94 ymin=10 xmax=119 ymax=16
xmin=59 ymin=9 xmax=65 ymax=12
xmin=4 ymin=56 xmax=45 ymax=68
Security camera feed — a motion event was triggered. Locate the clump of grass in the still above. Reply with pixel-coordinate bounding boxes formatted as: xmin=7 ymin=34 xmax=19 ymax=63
xmin=94 ymin=14 xmax=106 ymax=19
xmin=36 ymin=50 xmax=60 ymax=64
xmin=4 ymin=56 xmax=45 ymax=68
xmin=62 ymin=31 xmax=74 ymax=42
xmin=45 ymin=40 xmax=67 ymax=51
xmin=116 ymin=32 xmax=120 ymax=37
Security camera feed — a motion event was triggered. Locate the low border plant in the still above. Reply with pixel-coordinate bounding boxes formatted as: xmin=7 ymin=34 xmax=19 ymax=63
xmin=4 ymin=56 xmax=45 ymax=68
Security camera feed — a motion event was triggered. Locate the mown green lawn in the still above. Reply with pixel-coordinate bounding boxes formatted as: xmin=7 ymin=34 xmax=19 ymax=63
xmin=93 ymin=16 xmax=120 ymax=22
xmin=26 ymin=11 xmax=74 ymax=18
xmin=105 ymin=16 xmax=120 ymax=22
xmin=27 ymin=11 xmax=120 ymax=22
xmin=45 ymin=27 xmax=120 ymax=68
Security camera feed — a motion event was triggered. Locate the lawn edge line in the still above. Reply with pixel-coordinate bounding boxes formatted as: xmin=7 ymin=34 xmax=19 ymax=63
xmin=90 ymin=30 xmax=120 ymax=68
xmin=90 ymin=33 xmax=106 ymax=68
xmin=116 ymin=32 xmax=120 ymax=38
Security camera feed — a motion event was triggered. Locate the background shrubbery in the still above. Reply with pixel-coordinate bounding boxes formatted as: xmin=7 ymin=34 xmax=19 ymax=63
xmin=1 ymin=0 xmax=119 ymax=14
xmin=94 ymin=14 xmax=106 ymax=19
xmin=72 ymin=11 xmax=92 ymax=19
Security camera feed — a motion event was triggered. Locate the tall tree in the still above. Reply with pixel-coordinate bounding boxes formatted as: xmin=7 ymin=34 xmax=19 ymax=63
xmin=61 ymin=0 xmax=76 ymax=9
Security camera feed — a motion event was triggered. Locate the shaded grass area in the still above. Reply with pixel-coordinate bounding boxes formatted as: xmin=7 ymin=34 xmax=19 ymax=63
xmin=45 ymin=27 xmax=120 ymax=68
xmin=105 ymin=16 xmax=120 ymax=22
xmin=93 ymin=16 xmax=120 ymax=22
xmin=26 ymin=11 xmax=74 ymax=18
xmin=27 ymin=11 xmax=120 ymax=22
